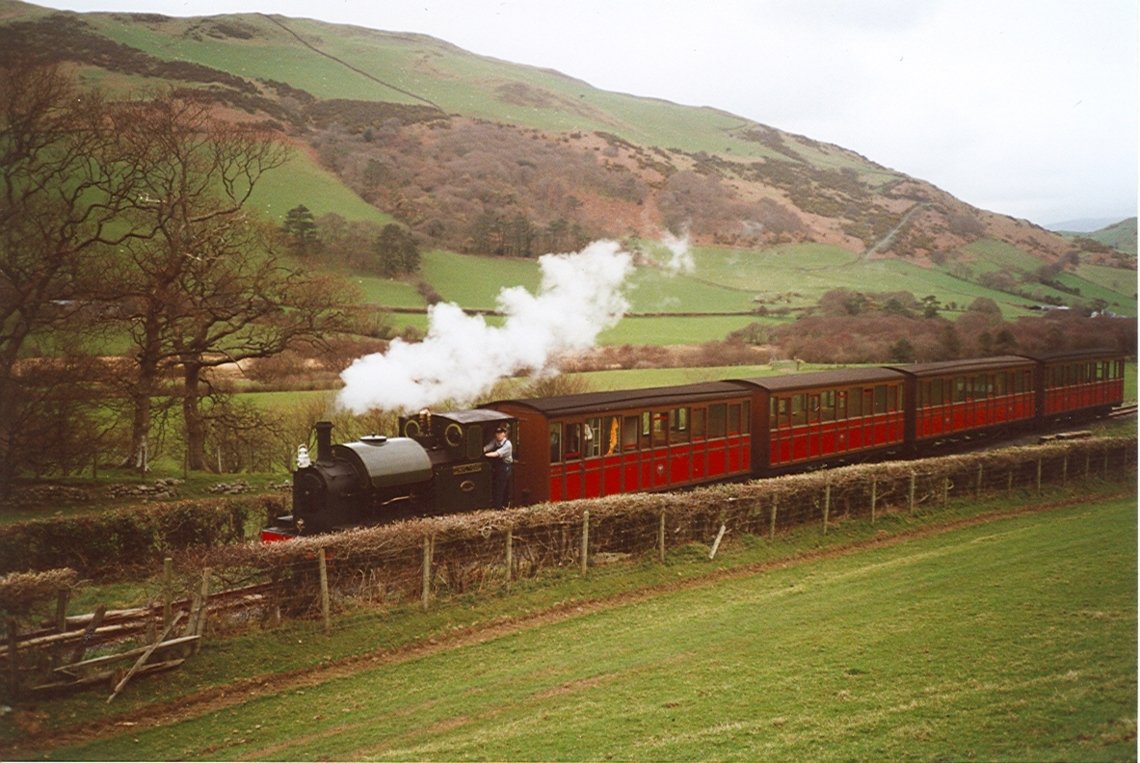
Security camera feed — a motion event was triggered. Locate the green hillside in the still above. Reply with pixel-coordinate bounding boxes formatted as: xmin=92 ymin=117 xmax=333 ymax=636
xmin=2 ymin=0 xmax=1135 ymax=347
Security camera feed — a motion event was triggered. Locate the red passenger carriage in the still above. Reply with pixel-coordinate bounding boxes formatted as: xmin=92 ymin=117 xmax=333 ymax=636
xmin=735 ymin=368 xmax=907 ymax=474
xmin=1020 ymin=349 xmax=1126 ymax=421
xmin=485 ymin=382 xmax=753 ymax=505
xmin=887 ymin=356 xmax=1038 ymax=451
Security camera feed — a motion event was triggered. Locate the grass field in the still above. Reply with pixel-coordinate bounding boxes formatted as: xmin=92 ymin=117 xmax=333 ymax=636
xmin=41 ymin=492 xmax=1136 ymax=761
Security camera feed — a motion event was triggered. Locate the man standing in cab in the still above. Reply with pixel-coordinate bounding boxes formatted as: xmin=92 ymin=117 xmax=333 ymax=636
xmin=483 ymin=425 xmax=513 ymax=509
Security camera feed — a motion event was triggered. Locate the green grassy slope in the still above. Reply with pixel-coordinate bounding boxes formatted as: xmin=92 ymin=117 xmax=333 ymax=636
xmin=49 ymin=494 xmax=1136 ymax=761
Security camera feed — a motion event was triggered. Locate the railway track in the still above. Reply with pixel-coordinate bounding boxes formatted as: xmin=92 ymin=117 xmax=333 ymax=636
xmin=1108 ymin=403 xmax=1138 ymax=419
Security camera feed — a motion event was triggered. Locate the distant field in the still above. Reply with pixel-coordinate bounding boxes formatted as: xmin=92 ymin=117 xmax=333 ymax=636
xmin=251 ymin=150 xmax=395 ymax=225
xmin=51 ymin=493 xmax=1136 ymax=761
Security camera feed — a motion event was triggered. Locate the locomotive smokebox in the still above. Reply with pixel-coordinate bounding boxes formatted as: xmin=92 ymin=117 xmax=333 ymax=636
xmin=315 ymin=420 xmax=333 ymax=463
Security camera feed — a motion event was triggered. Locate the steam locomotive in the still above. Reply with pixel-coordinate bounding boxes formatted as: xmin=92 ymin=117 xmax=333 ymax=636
xmin=262 ymin=348 xmax=1128 ymax=541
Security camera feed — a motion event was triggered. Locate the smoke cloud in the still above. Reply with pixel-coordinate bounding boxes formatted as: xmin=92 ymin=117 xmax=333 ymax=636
xmin=338 ymin=240 xmax=634 ymax=414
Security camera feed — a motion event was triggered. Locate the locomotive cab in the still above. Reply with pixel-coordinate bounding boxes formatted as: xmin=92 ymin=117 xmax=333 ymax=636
xmin=400 ymin=409 xmax=517 ymax=513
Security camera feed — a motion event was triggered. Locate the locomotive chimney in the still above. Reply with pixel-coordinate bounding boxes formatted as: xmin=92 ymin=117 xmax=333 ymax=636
xmin=315 ymin=421 xmax=333 ymax=463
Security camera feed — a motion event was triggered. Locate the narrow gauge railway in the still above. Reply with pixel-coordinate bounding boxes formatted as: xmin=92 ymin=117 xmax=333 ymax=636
xmin=263 ymin=348 xmax=1129 ymax=540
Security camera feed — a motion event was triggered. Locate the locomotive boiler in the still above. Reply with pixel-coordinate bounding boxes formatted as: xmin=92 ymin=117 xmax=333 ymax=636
xmin=262 ymin=409 xmax=516 ymax=541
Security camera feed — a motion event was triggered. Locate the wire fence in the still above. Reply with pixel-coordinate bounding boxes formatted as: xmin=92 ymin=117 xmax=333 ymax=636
xmin=5 ymin=436 xmax=1136 ymax=658
xmin=197 ymin=436 xmax=1137 ymax=623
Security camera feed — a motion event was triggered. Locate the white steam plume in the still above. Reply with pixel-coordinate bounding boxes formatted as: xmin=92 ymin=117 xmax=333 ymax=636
xmin=338 ymin=240 xmax=633 ymax=414
xmin=659 ymin=229 xmax=695 ymax=274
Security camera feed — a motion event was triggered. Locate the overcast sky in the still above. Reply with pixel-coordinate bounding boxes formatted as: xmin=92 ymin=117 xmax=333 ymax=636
xmin=36 ymin=0 xmax=1140 ymax=229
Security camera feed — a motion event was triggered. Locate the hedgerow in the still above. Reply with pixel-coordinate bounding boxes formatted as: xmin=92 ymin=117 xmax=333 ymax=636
xmin=0 ymin=496 xmax=285 ymax=579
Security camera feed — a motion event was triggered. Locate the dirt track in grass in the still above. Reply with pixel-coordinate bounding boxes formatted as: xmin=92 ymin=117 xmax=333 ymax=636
xmin=4 ymin=491 xmax=1131 ymax=759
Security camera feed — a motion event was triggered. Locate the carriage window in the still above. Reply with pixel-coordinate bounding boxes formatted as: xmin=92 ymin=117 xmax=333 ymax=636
xmin=652 ymin=412 xmax=669 ymax=447
xmin=995 ymin=373 xmax=1008 ymax=395
xmin=585 ymin=418 xmax=601 ymax=458
xmin=791 ymin=394 xmax=806 ymax=426
xmin=820 ymin=390 xmax=836 ymax=421
xmin=848 ymin=387 xmax=863 ymax=417
xmin=807 ymin=394 xmax=820 ymax=424
xmin=622 ymin=416 xmax=640 ymax=451
xmin=670 ymin=408 xmax=689 ymax=442
xmin=549 ymin=424 xmax=562 ymax=463
xmin=974 ymin=374 xmax=988 ymax=399
xmin=708 ymin=404 xmax=727 ymax=437
xmin=836 ymin=390 xmax=848 ymax=419
xmin=603 ymin=416 xmax=620 ymax=456
xmin=563 ymin=423 xmax=582 ymax=460
xmin=873 ymin=385 xmax=888 ymax=414
xmin=953 ymin=377 xmax=967 ymax=403
xmin=742 ymin=401 xmax=751 ymax=431
xmin=772 ymin=398 xmax=788 ymax=429
xmin=692 ymin=407 xmax=707 ymax=440
xmin=727 ymin=403 xmax=742 ymax=434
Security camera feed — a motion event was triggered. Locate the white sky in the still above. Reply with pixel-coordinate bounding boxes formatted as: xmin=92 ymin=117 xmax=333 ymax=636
xmin=35 ymin=0 xmax=1140 ymax=228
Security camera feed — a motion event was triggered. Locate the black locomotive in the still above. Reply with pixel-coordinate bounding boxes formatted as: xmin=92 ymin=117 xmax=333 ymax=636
xmin=264 ymin=409 xmax=516 ymax=540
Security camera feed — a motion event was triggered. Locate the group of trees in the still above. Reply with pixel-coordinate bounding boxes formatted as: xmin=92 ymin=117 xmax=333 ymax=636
xmin=1 ymin=63 xmax=355 ymax=493
xmin=757 ymin=288 xmax=1135 ymax=365
xmin=281 ymin=205 xmax=421 ymax=277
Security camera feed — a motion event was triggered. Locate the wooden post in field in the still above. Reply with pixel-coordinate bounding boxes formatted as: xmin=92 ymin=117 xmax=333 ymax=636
xmin=190 ymin=568 xmax=210 ymax=654
xmin=421 ymin=536 xmax=433 ymax=611
xmin=318 ymin=548 xmax=330 ymax=634
xmin=162 ymin=557 xmax=173 ymax=631
xmin=976 ymin=464 xmax=984 ymax=498
xmin=908 ymin=472 xmax=917 ymax=514
xmin=658 ymin=511 xmax=666 ymax=564
xmin=709 ymin=524 xmax=727 ymax=560
xmin=580 ymin=510 xmax=590 ymax=575
xmin=769 ymin=499 xmax=778 ymax=540
xmin=1036 ymin=457 xmax=1043 ymax=494
xmin=1007 ymin=470 xmax=1014 ymax=496
xmin=870 ymin=478 xmax=877 ymax=525
xmin=822 ymin=484 xmax=831 ymax=535
xmin=55 ymin=589 xmax=69 ymax=633
xmin=7 ymin=618 xmax=18 ymax=699
xmin=505 ymin=528 xmax=514 ymax=589
xmin=1062 ymin=454 xmax=1068 ymax=486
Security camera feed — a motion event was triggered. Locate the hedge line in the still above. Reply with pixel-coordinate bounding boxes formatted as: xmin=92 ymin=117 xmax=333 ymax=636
xmin=0 ymin=496 xmax=287 ymax=578
xmin=193 ymin=437 xmax=1137 ymax=614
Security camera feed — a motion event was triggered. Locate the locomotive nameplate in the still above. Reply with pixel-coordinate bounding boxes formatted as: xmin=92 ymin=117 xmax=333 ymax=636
xmin=452 ymin=463 xmax=484 ymax=475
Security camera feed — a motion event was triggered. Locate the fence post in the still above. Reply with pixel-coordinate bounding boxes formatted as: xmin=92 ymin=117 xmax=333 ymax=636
xmin=870 ymin=478 xmax=878 ymax=525
xmin=658 ymin=511 xmax=666 ymax=564
xmin=709 ymin=524 xmax=727 ymax=560
xmin=580 ymin=510 xmax=590 ymax=575
xmin=1007 ymin=470 xmax=1014 ymax=496
xmin=822 ymin=484 xmax=831 ymax=535
xmin=1062 ymin=454 xmax=1068 ymax=487
xmin=909 ymin=472 xmax=917 ymax=514
xmin=421 ymin=535 xmax=433 ymax=611
xmin=1036 ymin=457 xmax=1043 ymax=494
xmin=976 ymin=464 xmax=984 ymax=498
xmin=318 ymin=548 xmax=330 ymax=634
xmin=769 ymin=499 xmax=778 ymax=540
xmin=505 ymin=527 xmax=513 ymax=589
xmin=162 ymin=557 xmax=173 ymax=631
